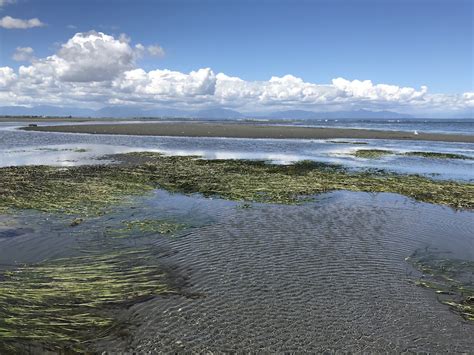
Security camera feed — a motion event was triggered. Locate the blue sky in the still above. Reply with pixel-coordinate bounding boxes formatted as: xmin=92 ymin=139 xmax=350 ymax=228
xmin=0 ymin=0 xmax=472 ymax=115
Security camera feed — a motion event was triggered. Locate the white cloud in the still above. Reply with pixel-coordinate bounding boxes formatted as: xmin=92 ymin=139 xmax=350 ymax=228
xmin=0 ymin=67 xmax=17 ymax=89
xmin=18 ymin=31 xmax=137 ymax=83
xmin=12 ymin=47 xmax=34 ymax=62
xmin=147 ymin=45 xmax=165 ymax=57
xmin=0 ymin=0 xmax=16 ymax=8
xmin=54 ymin=31 xmax=136 ymax=82
xmin=0 ymin=16 xmax=44 ymax=29
xmin=1 ymin=31 xmax=472 ymax=116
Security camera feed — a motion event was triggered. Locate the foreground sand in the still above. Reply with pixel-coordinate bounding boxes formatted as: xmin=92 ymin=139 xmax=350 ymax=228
xmin=23 ymin=122 xmax=474 ymax=143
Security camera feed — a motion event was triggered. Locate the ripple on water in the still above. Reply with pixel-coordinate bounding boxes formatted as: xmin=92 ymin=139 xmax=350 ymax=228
xmin=1 ymin=190 xmax=472 ymax=352
xmin=88 ymin=191 xmax=474 ymax=352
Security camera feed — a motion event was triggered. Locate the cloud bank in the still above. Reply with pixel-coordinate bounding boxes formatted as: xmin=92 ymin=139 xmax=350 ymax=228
xmin=0 ymin=31 xmax=472 ymax=115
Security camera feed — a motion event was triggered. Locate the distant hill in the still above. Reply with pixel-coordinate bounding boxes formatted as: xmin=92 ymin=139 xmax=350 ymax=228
xmin=192 ymin=108 xmax=243 ymax=119
xmin=0 ymin=105 xmax=421 ymax=120
xmin=259 ymin=109 xmax=413 ymax=120
xmin=0 ymin=105 xmax=97 ymax=117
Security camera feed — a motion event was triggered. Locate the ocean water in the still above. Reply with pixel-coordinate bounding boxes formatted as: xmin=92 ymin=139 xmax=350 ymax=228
xmin=239 ymin=118 xmax=474 ymax=135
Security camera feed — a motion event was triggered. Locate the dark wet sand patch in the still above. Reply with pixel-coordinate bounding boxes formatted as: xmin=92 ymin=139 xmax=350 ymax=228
xmin=22 ymin=122 xmax=474 ymax=143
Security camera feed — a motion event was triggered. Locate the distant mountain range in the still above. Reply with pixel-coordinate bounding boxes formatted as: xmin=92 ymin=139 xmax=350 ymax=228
xmin=2 ymin=105 xmax=469 ymax=120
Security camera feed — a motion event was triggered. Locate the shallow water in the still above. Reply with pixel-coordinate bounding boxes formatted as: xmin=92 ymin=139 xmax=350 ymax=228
xmin=0 ymin=120 xmax=473 ymax=352
xmin=1 ymin=122 xmax=473 ymax=181
xmin=1 ymin=189 xmax=472 ymax=351
xmin=124 ymin=192 xmax=474 ymax=352
xmin=248 ymin=118 xmax=474 ymax=135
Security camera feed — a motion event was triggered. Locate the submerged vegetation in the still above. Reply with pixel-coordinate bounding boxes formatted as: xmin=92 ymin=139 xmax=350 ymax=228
xmin=0 ymin=248 xmax=171 ymax=353
xmin=106 ymin=218 xmax=187 ymax=238
xmin=403 ymin=151 xmax=472 ymax=160
xmin=407 ymin=249 xmax=474 ymax=321
xmin=0 ymin=164 xmax=154 ymax=215
xmin=351 ymin=149 xmax=473 ymax=160
xmin=352 ymin=149 xmax=394 ymax=158
xmin=0 ymin=152 xmax=473 ymax=213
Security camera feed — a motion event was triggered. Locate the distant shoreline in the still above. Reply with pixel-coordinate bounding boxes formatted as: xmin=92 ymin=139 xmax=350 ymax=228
xmin=21 ymin=122 xmax=474 ymax=143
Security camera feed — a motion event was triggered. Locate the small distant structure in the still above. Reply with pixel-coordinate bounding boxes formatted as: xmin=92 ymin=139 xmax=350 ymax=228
xmin=413 ymin=130 xmax=419 ymax=135
xmin=28 ymin=123 xmax=38 ymax=127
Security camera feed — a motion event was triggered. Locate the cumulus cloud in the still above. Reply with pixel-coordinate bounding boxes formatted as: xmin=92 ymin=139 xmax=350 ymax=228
xmin=18 ymin=31 xmax=137 ymax=83
xmin=0 ymin=16 xmax=44 ymax=29
xmin=0 ymin=67 xmax=17 ymax=89
xmin=12 ymin=47 xmax=34 ymax=62
xmin=1 ymin=31 xmax=472 ymax=116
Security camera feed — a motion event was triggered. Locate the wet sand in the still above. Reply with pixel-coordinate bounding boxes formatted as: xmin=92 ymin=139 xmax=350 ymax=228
xmin=22 ymin=122 xmax=474 ymax=143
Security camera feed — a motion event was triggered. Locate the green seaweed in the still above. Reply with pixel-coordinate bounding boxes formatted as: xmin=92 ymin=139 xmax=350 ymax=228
xmin=403 ymin=151 xmax=472 ymax=160
xmin=0 ymin=248 xmax=171 ymax=352
xmin=0 ymin=152 xmax=472 ymax=215
xmin=352 ymin=149 xmax=394 ymax=158
xmin=407 ymin=249 xmax=474 ymax=321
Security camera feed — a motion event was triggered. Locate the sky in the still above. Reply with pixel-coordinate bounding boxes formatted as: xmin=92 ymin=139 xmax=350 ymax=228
xmin=0 ymin=0 xmax=472 ymax=116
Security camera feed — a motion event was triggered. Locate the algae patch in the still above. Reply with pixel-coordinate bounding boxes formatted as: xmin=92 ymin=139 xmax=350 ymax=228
xmin=407 ymin=249 xmax=474 ymax=321
xmin=0 ymin=248 xmax=171 ymax=352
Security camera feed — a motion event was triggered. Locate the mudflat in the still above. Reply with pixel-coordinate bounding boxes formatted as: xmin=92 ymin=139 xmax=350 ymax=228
xmin=22 ymin=122 xmax=474 ymax=143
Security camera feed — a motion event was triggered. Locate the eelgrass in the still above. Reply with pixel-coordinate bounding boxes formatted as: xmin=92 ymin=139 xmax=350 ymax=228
xmin=407 ymin=249 xmax=474 ymax=321
xmin=0 ymin=152 xmax=472 ymax=214
xmin=403 ymin=151 xmax=472 ymax=160
xmin=0 ymin=164 xmax=154 ymax=215
xmin=352 ymin=149 xmax=473 ymax=160
xmin=106 ymin=218 xmax=187 ymax=238
xmin=352 ymin=149 xmax=394 ymax=158
xmin=0 ymin=248 xmax=171 ymax=352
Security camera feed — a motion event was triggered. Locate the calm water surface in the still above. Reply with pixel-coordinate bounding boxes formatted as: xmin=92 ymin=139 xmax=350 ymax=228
xmin=0 ymin=120 xmax=473 ymax=352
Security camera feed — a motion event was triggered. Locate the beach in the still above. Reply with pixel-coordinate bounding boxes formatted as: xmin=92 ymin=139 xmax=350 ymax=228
xmin=22 ymin=122 xmax=474 ymax=143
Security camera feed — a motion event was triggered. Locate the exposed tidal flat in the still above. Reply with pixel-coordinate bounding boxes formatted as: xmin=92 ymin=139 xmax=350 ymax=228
xmin=22 ymin=121 xmax=474 ymax=143
xmin=0 ymin=122 xmax=473 ymax=352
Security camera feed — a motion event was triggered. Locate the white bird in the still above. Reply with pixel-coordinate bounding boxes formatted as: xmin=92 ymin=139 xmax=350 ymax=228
xmin=413 ymin=130 xmax=419 ymax=135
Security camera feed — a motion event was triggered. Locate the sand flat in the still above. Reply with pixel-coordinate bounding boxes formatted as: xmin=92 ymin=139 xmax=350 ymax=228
xmin=22 ymin=122 xmax=474 ymax=143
